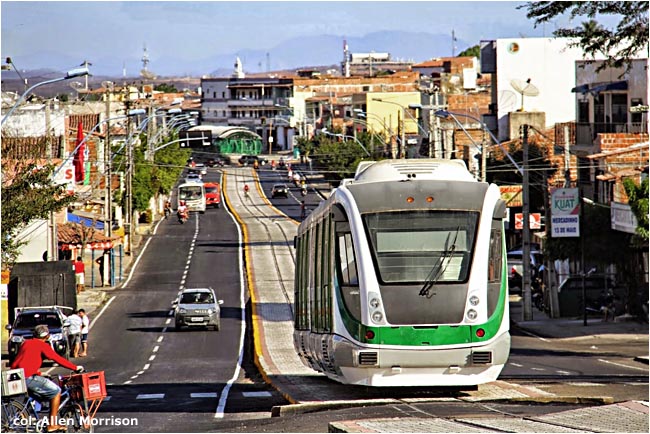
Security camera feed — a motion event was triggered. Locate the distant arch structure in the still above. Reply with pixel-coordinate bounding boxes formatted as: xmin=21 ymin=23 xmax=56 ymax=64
xmin=187 ymin=125 xmax=263 ymax=155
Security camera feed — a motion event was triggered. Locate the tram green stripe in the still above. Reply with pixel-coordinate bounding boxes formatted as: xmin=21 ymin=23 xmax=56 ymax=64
xmin=334 ymin=266 xmax=508 ymax=346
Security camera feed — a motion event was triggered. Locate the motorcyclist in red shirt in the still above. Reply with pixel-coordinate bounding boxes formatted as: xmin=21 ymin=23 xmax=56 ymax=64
xmin=11 ymin=324 xmax=84 ymax=433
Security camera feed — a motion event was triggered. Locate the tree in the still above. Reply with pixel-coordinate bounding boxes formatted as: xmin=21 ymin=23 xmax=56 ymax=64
xmin=519 ymin=1 xmax=649 ymax=71
xmin=1 ymin=162 xmax=77 ymax=268
xmin=154 ymin=83 xmax=179 ymax=93
xmin=623 ymin=177 xmax=649 ymax=243
xmin=458 ymin=45 xmax=480 ymax=58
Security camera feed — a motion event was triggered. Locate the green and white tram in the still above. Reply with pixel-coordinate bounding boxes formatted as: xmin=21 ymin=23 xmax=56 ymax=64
xmin=293 ymin=159 xmax=510 ymax=387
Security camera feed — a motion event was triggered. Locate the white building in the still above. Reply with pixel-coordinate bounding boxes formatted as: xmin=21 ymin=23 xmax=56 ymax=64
xmin=481 ymin=37 xmax=602 ymax=141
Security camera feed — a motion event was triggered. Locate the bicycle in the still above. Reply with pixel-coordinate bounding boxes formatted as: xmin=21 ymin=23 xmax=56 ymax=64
xmin=1 ymin=372 xmax=101 ymax=433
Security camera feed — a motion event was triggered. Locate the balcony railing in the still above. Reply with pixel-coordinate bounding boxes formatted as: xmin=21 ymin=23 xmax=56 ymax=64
xmin=576 ymin=122 xmax=648 ymax=145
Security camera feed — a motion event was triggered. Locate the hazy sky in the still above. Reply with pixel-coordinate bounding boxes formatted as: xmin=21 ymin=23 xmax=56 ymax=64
xmin=1 ymin=1 xmax=612 ymax=74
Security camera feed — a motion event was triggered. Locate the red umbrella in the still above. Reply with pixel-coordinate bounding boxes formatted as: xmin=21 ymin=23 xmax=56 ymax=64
xmin=73 ymin=121 xmax=85 ymax=182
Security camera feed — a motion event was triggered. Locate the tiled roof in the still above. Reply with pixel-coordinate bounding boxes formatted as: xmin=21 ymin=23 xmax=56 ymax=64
xmin=57 ymin=222 xmax=121 ymax=249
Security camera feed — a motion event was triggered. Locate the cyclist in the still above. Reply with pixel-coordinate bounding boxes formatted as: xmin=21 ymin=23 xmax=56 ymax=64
xmin=11 ymin=324 xmax=84 ymax=433
xmin=243 ymin=183 xmax=250 ymax=197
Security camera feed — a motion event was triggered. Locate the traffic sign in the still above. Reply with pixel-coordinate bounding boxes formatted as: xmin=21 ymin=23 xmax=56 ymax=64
xmin=514 ymin=213 xmax=541 ymax=230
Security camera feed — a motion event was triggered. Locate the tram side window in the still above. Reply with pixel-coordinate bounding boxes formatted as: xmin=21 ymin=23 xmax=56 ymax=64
xmin=487 ymin=226 xmax=503 ymax=317
xmin=337 ymin=233 xmax=359 ymax=286
xmin=294 ymin=235 xmax=308 ymax=330
xmin=313 ymin=223 xmax=323 ymax=332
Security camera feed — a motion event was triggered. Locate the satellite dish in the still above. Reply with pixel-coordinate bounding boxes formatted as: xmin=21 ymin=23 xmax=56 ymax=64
xmin=510 ymin=78 xmax=539 ymax=112
xmin=498 ymin=90 xmax=518 ymax=113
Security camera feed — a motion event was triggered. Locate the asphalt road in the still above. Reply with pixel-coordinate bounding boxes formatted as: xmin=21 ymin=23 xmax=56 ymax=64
xmin=74 ymin=168 xmax=287 ymax=432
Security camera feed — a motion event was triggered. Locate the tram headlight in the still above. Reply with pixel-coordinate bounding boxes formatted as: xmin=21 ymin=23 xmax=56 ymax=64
xmin=371 ymin=311 xmax=384 ymax=323
xmin=466 ymin=309 xmax=478 ymax=321
xmin=469 ymin=295 xmax=480 ymax=306
xmin=369 ymin=297 xmax=381 ymax=309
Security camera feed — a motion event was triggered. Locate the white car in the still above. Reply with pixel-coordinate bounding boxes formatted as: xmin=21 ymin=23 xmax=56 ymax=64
xmin=185 ymin=173 xmax=203 ymax=183
xmin=173 ymin=288 xmax=223 ymax=331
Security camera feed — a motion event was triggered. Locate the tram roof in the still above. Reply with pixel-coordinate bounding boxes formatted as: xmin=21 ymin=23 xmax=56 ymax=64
xmin=351 ymin=159 xmax=476 ymax=183
xmin=187 ymin=125 xmax=262 ymax=140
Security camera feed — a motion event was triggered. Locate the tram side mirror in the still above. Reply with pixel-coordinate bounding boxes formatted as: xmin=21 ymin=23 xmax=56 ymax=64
xmin=493 ymin=199 xmax=507 ymax=220
xmin=293 ymin=236 xmax=297 ymax=249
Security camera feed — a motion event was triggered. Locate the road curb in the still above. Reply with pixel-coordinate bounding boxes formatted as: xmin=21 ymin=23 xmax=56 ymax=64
xmin=271 ymin=399 xmax=401 ymax=417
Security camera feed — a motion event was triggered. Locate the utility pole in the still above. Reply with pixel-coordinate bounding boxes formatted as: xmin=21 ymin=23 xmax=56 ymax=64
xmin=522 ymin=124 xmax=533 ymax=321
xmin=125 ymin=101 xmax=133 ymax=256
xmin=103 ymin=93 xmax=112 ymax=285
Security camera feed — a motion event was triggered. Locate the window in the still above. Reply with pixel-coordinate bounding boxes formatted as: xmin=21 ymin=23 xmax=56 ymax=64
xmin=363 ymin=211 xmax=478 ymax=284
xmin=611 ymin=94 xmax=628 ymax=124
xmin=337 ymin=233 xmax=358 ymax=286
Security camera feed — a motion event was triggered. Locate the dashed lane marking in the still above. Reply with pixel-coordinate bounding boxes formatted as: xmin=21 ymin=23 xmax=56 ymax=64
xmin=191 ymin=392 xmax=219 ymax=398
xmin=242 ymin=391 xmax=272 ymax=397
xmin=136 ymin=394 xmax=165 ymax=400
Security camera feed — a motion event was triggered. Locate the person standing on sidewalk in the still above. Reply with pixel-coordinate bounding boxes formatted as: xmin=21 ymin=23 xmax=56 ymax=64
xmin=78 ymin=308 xmax=90 ymax=357
xmin=73 ymin=256 xmax=85 ymax=293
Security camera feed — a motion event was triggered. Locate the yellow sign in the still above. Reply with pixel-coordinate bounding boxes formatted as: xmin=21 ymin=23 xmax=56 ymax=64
xmin=499 ymin=185 xmax=523 ymax=207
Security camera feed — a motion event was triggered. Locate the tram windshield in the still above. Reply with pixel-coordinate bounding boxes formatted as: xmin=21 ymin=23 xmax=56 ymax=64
xmin=363 ymin=211 xmax=478 ymax=284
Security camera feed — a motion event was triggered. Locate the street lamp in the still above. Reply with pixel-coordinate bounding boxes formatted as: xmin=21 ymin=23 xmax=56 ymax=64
xmin=52 ymin=108 xmax=145 ymax=179
xmin=345 ymin=116 xmax=386 ymax=154
xmin=321 ymin=128 xmax=371 ymax=157
xmin=432 ymin=109 xmax=523 ymax=176
xmin=1 ymin=65 xmax=90 ymax=126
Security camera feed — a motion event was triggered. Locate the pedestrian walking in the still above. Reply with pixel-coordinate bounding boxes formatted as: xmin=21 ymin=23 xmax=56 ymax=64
xmin=73 ymin=256 xmax=85 ymax=293
xmin=78 ymin=309 xmax=89 ymax=357
xmin=66 ymin=310 xmax=83 ymax=358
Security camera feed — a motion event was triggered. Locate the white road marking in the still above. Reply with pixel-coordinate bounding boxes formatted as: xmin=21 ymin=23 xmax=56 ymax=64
xmin=531 ymin=367 xmax=546 ymax=371
xmin=157 ymin=336 xmax=164 ymax=343
xmin=556 ymin=370 xmax=572 ymax=375
xmin=215 ymin=176 xmax=246 ymax=419
xmin=191 ymin=392 xmax=218 ymax=398
xmin=136 ymin=394 xmax=164 ymax=400
xmin=143 ymin=364 xmax=150 ymax=370
xmin=137 ymin=371 xmax=145 ymax=375
xmin=124 ymin=380 xmax=132 ymax=384
xmin=153 ymin=345 xmax=159 ymax=353
xmin=509 ymin=362 xmax=523 ymax=367
xmin=89 ymin=296 xmax=116 ymax=331
xmin=148 ymin=355 xmax=156 ymax=361
xmin=165 ymin=318 xmax=171 ymax=324
xmin=598 ymin=358 xmax=650 ymax=372
xmin=130 ymin=375 xmax=138 ymax=379
xmin=242 ymin=391 xmax=272 ymax=397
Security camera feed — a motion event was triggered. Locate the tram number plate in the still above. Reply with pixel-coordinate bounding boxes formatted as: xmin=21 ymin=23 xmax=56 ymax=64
xmin=190 ymin=317 xmax=203 ymax=322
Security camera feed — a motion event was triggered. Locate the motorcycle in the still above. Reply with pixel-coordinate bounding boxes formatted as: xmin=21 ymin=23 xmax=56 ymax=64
xmin=164 ymin=205 xmax=172 ymax=219
xmin=177 ymin=209 xmax=189 ymax=224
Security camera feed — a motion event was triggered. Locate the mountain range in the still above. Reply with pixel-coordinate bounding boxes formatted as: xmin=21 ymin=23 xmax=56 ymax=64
xmin=7 ymin=30 xmax=467 ymax=78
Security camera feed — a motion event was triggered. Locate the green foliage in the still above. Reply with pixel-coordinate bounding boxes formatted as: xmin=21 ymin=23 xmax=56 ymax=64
xmin=623 ymin=177 xmax=649 ymax=242
xmin=154 ymin=83 xmax=179 ymax=93
xmin=1 ymin=163 xmax=77 ymax=268
xmin=458 ymin=45 xmax=480 ymax=58
xmin=111 ymin=132 xmax=190 ymax=214
xmin=519 ymin=1 xmax=649 ymax=72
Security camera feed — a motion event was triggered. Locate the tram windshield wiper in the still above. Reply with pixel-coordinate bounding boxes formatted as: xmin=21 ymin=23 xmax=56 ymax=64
xmin=419 ymin=226 xmax=460 ymax=297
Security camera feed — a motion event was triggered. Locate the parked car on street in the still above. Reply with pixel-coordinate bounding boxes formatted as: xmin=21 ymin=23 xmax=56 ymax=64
xmin=238 ymin=155 xmax=267 ymax=166
xmin=507 ymin=248 xmax=543 ymax=293
xmin=5 ymin=306 xmax=71 ymax=363
xmin=173 ymin=288 xmax=222 ymax=331
xmin=271 ymin=183 xmax=289 ymax=198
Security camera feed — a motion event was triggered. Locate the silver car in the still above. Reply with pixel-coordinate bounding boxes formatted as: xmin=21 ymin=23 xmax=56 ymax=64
xmin=173 ymin=288 xmax=222 ymax=331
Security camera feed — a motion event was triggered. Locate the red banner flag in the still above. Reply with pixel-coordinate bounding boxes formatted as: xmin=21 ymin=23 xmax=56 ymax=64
xmin=73 ymin=121 xmax=85 ymax=182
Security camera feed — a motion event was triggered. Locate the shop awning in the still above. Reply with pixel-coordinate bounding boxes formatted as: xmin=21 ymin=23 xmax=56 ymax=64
xmin=57 ymin=222 xmax=121 ymax=251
